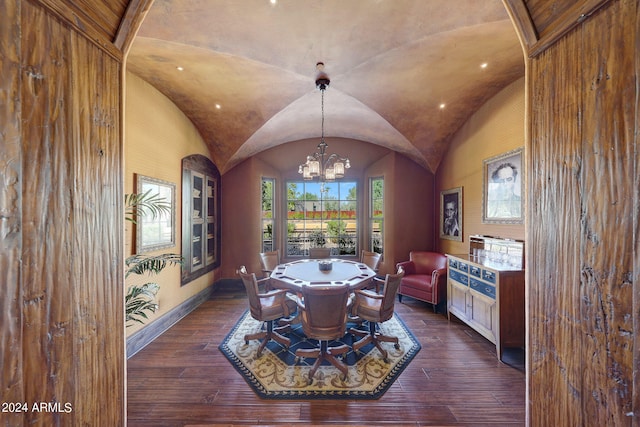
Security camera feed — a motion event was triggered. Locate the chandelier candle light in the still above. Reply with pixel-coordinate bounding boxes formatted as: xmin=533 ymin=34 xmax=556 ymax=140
xmin=298 ymin=62 xmax=351 ymax=182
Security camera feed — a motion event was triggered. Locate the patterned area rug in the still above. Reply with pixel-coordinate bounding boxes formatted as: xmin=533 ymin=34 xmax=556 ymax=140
xmin=219 ymin=310 xmax=421 ymax=399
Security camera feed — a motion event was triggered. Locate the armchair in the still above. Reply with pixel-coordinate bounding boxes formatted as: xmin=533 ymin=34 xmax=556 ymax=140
xmin=396 ymin=251 xmax=447 ymax=312
xmin=295 ymin=283 xmax=351 ymax=383
xmin=238 ymin=266 xmax=296 ymax=357
xmin=309 ymin=247 xmax=331 ymax=258
xmin=349 ymin=266 xmax=404 ymax=362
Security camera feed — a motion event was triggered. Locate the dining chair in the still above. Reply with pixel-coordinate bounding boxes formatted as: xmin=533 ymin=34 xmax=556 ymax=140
xmin=360 ymin=250 xmax=382 ymax=272
xmin=259 ymin=250 xmax=280 ymax=290
xmin=295 ymin=283 xmax=351 ymax=383
xmin=238 ymin=266 xmax=296 ymax=357
xmin=259 ymin=250 xmax=280 ymax=277
xmin=349 ymin=266 xmax=404 ymax=363
xmin=308 ymin=247 xmax=331 ymax=258
xmin=360 ymin=250 xmax=382 ymax=292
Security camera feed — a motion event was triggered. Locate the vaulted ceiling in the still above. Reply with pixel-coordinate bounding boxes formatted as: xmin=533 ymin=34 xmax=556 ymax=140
xmin=126 ymin=0 xmax=525 ymax=174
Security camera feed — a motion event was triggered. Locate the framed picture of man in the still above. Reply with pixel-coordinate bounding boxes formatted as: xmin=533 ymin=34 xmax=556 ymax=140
xmin=440 ymin=187 xmax=462 ymax=241
xmin=482 ymin=147 xmax=524 ymax=224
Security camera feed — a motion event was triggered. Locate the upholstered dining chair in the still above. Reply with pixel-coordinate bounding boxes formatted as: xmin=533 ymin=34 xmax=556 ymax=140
xmin=360 ymin=250 xmax=382 ymax=272
xmin=349 ymin=266 xmax=404 ymax=363
xmin=259 ymin=250 xmax=280 ymax=290
xmin=259 ymin=250 xmax=280 ymax=276
xmin=308 ymin=247 xmax=331 ymax=258
xmin=360 ymin=250 xmax=382 ymax=292
xmin=238 ymin=266 xmax=296 ymax=358
xmin=295 ymin=283 xmax=351 ymax=383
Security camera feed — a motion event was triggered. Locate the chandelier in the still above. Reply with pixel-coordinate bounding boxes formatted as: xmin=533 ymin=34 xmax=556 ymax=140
xmin=298 ymin=62 xmax=350 ymax=182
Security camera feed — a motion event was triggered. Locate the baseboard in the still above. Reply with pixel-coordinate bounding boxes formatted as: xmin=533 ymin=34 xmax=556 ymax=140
xmin=126 ymin=283 xmax=215 ymax=359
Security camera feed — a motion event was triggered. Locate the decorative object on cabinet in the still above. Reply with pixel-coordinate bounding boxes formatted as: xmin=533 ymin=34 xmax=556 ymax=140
xmin=181 ymin=154 xmax=221 ymax=285
xmin=447 ymin=235 xmax=524 ymax=361
xmin=440 ymin=187 xmax=462 ymax=241
xmin=396 ymin=251 xmax=447 ymax=313
xmin=134 ymin=174 xmax=176 ymax=253
xmin=482 ymin=147 xmax=524 ymax=224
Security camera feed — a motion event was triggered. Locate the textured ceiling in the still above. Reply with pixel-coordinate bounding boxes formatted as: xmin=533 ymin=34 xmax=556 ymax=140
xmin=127 ymin=0 xmax=524 ymax=174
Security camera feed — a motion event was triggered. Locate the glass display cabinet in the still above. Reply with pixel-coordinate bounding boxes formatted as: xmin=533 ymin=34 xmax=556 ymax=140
xmin=181 ymin=154 xmax=220 ymax=285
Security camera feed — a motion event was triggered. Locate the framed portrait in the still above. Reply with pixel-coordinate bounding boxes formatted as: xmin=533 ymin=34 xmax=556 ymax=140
xmin=482 ymin=147 xmax=524 ymax=224
xmin=440 ymin=187 xmax=462 ymax=241
xmin=135 ymin=174 xmax=176 ymax=253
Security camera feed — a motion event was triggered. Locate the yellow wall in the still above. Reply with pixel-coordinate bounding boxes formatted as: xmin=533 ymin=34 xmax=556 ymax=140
xmin=124 ymin=72 xmax=216 ymax=335
xmin=437 ymin=77 xmax=525 ymax=255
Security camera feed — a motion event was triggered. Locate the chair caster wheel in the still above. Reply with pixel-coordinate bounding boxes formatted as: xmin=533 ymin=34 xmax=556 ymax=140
xmin=383 ymin=357 xmax=389 ymax=364
xmin=394 ymin=343 xmax=400 ymax=350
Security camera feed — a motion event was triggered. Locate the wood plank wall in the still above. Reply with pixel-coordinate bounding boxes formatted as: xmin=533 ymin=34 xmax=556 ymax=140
xmin=520 ymin=0 xmax=638 ymax=424
xmin=1 ymin=1 xmax=125 ymax=425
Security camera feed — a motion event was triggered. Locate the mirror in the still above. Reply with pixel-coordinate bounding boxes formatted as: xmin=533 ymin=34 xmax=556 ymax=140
xmin=136 ymin=174 xmax=176 ymax=253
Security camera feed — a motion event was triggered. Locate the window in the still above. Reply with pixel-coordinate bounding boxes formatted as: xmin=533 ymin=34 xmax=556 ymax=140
xmin=261 ymin=178 xmax=275 ymax=252
xmin=285 ymin=181 xmax=357 ymax=257
xmin=369 ymin=177 xmax=384 ymax=254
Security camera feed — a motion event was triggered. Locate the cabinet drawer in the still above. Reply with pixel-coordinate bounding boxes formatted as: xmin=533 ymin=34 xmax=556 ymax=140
xmin=469 ymin=265 xmax=481 ymax=278
xmin=470 ymin=277 xmax=496 ymax=299
xmin=482 ymin=269 xmax=496 ymax=284
xmin=448 ymin=258 xmax=458 ymax=269
xmin=458 ymin=261 xmax=468 ymax=273
xmin=449 ymin=269 xmax=468 ymax=285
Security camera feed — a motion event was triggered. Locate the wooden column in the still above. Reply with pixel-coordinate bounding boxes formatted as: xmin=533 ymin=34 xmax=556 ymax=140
xmin=506 ymin=0 xmax=639 ymax=424
xmin=1 ymin=1 xmax=125 ymax=425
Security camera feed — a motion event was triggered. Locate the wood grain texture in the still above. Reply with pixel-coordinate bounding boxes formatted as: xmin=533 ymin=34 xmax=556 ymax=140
xmin=1 ymin=1 xmax=125 ymax=425
xmin=20 ymin=4 xmax=75 ymax=425
xmin=127 ymin=287 xmax=526 ymax=426
xmin=580 ymin=0 xmax=636 ymax=423
xmin=526 ymin=0 xmax=638 ymax=424
xmin=0 ymin=2 xmax=24 ymax=426
xmin=528 ymin=33 xmax=584 ymax=427
xmin=37 ymin=0 xmax=127 ymax=42
xmin=69 ymin=29 xmax=124 ymax=426
xmin=506 ymin=0 xmax=611 ymax=57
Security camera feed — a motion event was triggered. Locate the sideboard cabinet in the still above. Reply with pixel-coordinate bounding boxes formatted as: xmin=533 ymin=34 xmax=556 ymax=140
xmin=447 ymin=238 xmax=524 ymax=360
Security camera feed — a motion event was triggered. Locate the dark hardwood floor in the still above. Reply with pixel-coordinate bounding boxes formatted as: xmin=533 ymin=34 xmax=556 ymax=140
xmin=127 ymin=284 xmax=525 ymax=426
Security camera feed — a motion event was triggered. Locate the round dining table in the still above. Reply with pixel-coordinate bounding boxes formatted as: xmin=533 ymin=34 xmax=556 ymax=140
xmin=269 ymin=258 xmax=376 ymax=292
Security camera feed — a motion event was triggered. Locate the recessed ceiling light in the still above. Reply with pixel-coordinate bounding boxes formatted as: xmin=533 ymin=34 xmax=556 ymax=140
xmin=176 ymin=66 xmax=184 ymax=71
xmin=439 ymin=103 xmax=446 ymax=109
xmin=215 ymin=104 xmax=221 ymax=110
xmin=270 ymin=0 xmax=277 ymax=4
xmin=480 ymin=63 xmax=488 ymax=69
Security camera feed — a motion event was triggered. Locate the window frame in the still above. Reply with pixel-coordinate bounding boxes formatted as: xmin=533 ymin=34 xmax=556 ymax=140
xmin=284 ymin=180 xmax=358 ymax=258
xmin=369 ymin=176 xmax=384 ymax=254
xmin=261 ymin=177 xmax=276 ymax=253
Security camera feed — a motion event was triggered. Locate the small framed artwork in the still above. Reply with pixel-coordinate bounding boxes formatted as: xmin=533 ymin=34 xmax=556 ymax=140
xmin=482 ymin=147 xmax=524 ymax=224
xmin=440 ymin=187 xmax=462 ymax=241
xmin=135 ymin=174 xmax=176 ymax=253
